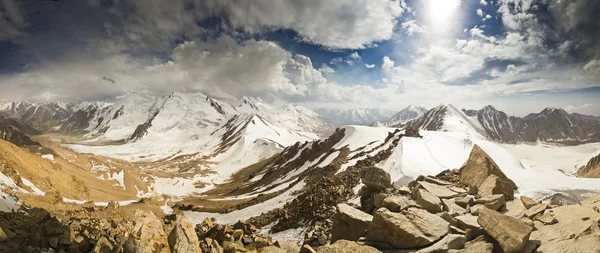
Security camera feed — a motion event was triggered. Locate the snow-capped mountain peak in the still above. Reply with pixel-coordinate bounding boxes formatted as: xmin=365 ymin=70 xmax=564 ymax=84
xmin=374 ymin=105 xmax=427 ymax=127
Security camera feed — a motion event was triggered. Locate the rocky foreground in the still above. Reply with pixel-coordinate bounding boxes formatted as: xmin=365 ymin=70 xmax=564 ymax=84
xmin=1 ymin=145 xmax=600 ymax=252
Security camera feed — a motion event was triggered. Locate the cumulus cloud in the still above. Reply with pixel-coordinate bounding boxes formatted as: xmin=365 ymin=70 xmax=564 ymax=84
xmin=94 ymin=0 xmax=406 ymax=50
xmin=0 ymin=0 xmax=27 ymax=42
xmin=382 ymin=56 xmax=395 ymax=70
xmin=476 ymin=9 xmax=484 ymax=17
xmin=401 ymin=19 xmax=426 ymax=36
xmin=365 ymin=64 xmax=376 ymax=68
xmin=349 ymin=52 xmax=361 ymax=59
xmin=319 ymin=63 xmax=336 ymax=74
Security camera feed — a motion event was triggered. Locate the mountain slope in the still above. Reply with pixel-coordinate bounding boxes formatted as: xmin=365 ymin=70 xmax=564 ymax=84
xmin=0 ymin=102 xmax=72 ymax=131
xmin=578 ymin=153 xmax=600 ymax=178
xmin=407 ymin=104 xmax=486 ymax=138
xmin=316 ymin=108 xmax=396 ymax=126
xmin=373 ymin=105 xmax=427 ymax=127
xmin=465 ymin=106 xmax=600 ymax=144
xmin=0 ymin=117 xmax=40 ymax=146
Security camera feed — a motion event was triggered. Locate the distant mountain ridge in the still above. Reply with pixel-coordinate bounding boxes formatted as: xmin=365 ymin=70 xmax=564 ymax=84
xmin=315 ymin=108 xmax=396 ymax=126
xmin=402 ymin=104 xmax=600 ymax=144
xmin=0 ymin=92 xmax=330 ymax=143
xmin=373 ymin=105 xmax=427 ymax=127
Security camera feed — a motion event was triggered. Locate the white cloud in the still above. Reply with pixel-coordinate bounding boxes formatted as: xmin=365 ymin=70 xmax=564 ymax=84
xmin=201 ymin=0 xmax=406 ymax=49
xmin=330 ymin=57 xmax=343 ymax=65
xmin=349 ymin=52 xmax=361 ymax=59
xmin=480 ymin=0 xmax=488 ymax=5
xmin=476 ymin=9 xmax=484 ymax=17
xmin=365 ymin=64 xmax=376 ymax=68
xmin=484 ymin=14 xmax=492 ymax=20
xmin=401 ymin=19 xmax=426 ymax=36
xmin=0 ymin=0 xmax=27 ymax=41
xmin=382 ymin=56 xmax=395 ymax=70
xmin=583 ymin=59 xmax=600 ymax=73
xmin=319 ymin=63 xmax=336 ymax=74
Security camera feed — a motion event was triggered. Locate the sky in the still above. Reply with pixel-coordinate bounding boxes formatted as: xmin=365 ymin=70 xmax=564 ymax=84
xmin=0 ymin=0 xmax=599 ymax=116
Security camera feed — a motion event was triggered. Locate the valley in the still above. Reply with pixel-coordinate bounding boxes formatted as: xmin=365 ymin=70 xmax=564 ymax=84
xmin=1 ymin=95 xmax=600 ymax=252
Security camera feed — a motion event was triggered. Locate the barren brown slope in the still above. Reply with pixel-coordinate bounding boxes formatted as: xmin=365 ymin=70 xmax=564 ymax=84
xmin=0 ymin=138 xmax=149 ymax=210
xmin=578 ymin=153 xmax=600 ymax=178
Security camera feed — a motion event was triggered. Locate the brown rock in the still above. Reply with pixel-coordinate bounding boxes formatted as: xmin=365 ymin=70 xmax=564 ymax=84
xmin=300 ymin=244 xmax=316 ymax=253
xmin=315 ymin=240 xmax=380 ymax=253
xmin=91 ymin=237 xmax=113 ymax=253
xmin=274 ymin=240 xmax=301 ymax=253
xmin=442 ymin=198 xmax=467 ymax=215
xmin=381 ymin=195 xmax=419 ymax=212
xmin=535 ymin=212 xmax=557 ymax=225
xmin=477 ymin=207 xmax=533 ymax=253
xmin=123 ymin=210 xmax=171 ymax=253
xmin=530 ymin=201 xmax=600 ymax=253
xmin=524 ymin=203 xmax=548 ymax=219
xmin=459 ymin=145 xmax=516 ymax=190
xmin=520 ymin=196 xmax=538 ymax=209
xmin=438 ymin=212 xmax=458 ymax=227
xmin=478 ymin=174 xmax=515 ymax=200
xmin=331 ymin=203 xmax=373 ymax=243
xmin=448 ymin=236 xmax=493 ymax=253
xmin=455 ymin=214 xmax=483 ymax=238
xmin=454 ymin=195 xmax=475 ymax=208
xmin=365 ymin=208 xmax=449 ymax=249
xmin=373 ymin=193 xmax=388 ymax=209
xmin=474 ymin=194 xmax=506 ymax=211
xmin=167 ymin=214 xmax=202 ymax=253
xmin=416 ymin=234 xmax=466 ymax=253
xmin=414 ymin=189 xmax=443 ymax=214
xmin=416 ymin=181 xmax=463 ymax=199
xmin=361 ymin=167 xmax=391 ymax=191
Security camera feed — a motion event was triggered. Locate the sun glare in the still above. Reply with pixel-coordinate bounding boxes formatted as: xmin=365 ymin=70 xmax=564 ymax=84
xmin=425 ymin=0 xmax=461 ymax=33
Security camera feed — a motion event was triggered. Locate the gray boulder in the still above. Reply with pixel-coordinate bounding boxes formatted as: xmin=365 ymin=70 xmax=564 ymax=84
xmin=361 ymin=167 xmax=391 ymax=191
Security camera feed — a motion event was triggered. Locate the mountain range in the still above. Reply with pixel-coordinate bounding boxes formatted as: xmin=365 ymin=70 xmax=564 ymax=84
xmin=315 ymin=108 xmax=396 ymax=126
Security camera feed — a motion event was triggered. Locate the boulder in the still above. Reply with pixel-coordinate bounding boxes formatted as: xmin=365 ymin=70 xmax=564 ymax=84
xmin=503 ymin=199 xmax=527 ymax=219
xmin=459 ymin=145 xmax=516 ymax=190
xmin=478 ymin=174 xmax=515 ymax=200
xmin=315 ymin=240 xmax=380 ymax=253
xmin=366 ymin=208 xmax=449 ymax=249
xmin=361 ymin=167 xmax=391 ymax=191
xmin=300 ymin=244 xmax=316 ymax=253
xmin=530 ymin=203 xmax=600 ymax=253
xmin=167 ymin=214 xmax=202 ymax=253
xmin=455 ymin=214 xmax=483 ymax=238
xmin=414 ymin=189 xmax=443 ymax=214
xmin=474 ymin=194 xmax=506 ymax=211
xmin=534 ymin=212 xmax=557 ymax=225
xmin=441 ymin=198 xmax=466 ymax=215
xmin=448 ymin=236 xmax=493 ymax=253
xmin=373 ymin=193 xmax=388 ymax=209
xmin=274 ymin=240 xmax=301 ymax=253
xmin=477 ymin=207 xmax=533 ymax=253
xmin=416 ymin=234 xmax=466 ymax=253
xmin=438 ymin=212 xmax=458 ymax=227
xmin=416 ymin=181 xmax=463 ymax=199
xmin=91 ymin=237 xmax=113 ymax=253
xmin=331 ymin=203 xmax=373 ymax=243
xmin=381 ymin=195 xmax=419 ymax=212
xmin=123 ymin=210 xmax=171 ymax=253
xmin=520 ymin=196 xmax=538 ymax=209
xmin=524 ymin=203 xmax=548 ymax=219
xmin=549 ymin=192 xmax=579 ymax=205
xmin=454 ymin=195 xmax=475 ymax=208
xmin=468 ymin=204 xmax=487 ymax=215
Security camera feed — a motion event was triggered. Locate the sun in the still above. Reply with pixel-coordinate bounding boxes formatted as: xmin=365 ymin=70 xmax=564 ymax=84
xmin=425 ymin=0 xmax=462 ymax=32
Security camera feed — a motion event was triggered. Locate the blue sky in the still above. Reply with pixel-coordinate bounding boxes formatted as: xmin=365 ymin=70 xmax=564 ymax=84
xmin=0 ymin=0 xmax=599 ymax=116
